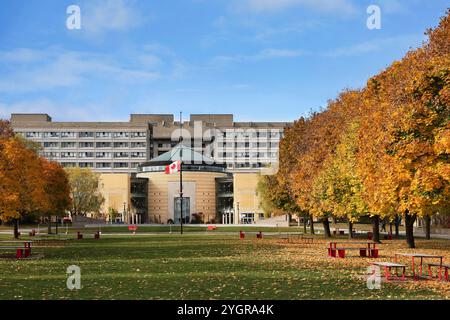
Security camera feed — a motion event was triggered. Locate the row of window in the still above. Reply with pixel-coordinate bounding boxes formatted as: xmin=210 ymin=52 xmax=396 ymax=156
xmin=218 ymin=152 xmax=278 ymax=158
xmin=229 ymin=163 xmax=269 ymax=168
xmin=42 ymin=152 xmax=146 ymax=159
xmin=219 ymin=142 xmax=279 ymax=148
xmin=22 ymin=131 xmax=147 ymax=139
xmin=221 ymin=131 xmax=282 ymax=138
xmin=61 ymin=162 xmax=140 ymax=169
xmin=42 ymin=141 xmax=146 ymax=148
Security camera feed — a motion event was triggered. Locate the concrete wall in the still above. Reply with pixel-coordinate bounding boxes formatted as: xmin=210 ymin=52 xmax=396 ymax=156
xmin=233 ymin=173 xmax=262 ymax=223
xmin=99 ymin=173 xmax=131 ymax=218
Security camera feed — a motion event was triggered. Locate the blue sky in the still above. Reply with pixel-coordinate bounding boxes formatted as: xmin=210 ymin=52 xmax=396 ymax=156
xmin=0 ymin=0 xmax=448 ymax=122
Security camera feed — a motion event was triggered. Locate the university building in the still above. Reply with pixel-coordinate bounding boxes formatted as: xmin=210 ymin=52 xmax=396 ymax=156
xmin=10 ymin=113 xmax=293 ymax=225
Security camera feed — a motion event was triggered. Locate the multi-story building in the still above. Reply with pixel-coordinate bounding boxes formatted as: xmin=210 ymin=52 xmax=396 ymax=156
xmin=10 ymin=113 xmax=293 ymax=225
xmin=11 ymin=113 xmax=291 ymax=173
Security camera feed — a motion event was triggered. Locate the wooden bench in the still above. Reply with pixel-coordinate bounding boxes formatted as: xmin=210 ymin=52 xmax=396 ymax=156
xmin=427 ymin=263 xmax=450 ymax=281
xmin=371 ymin=262 xmax=406 ymax=281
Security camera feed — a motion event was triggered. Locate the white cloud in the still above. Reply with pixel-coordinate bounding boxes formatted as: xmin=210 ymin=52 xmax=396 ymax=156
xmin=376 ymin=0 xmax=407 ymax=14
xmin=323 ymin=34 xmax=425 ymax=57
xmin=211 ymin=48 xmax=305 ymax=65
xmin=232 ymin=0 xmax=357 ymax=15
xmin=82 ymin=0 xmax=145 ymax=34
xmin=0 ymin=47 xmax=160 ymax=93
xmin=0 ymin=99 xmax=94 ymax=121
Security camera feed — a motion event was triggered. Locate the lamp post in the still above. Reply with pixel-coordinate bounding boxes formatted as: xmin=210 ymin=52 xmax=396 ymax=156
xmin=122 ymin=202 xmax=126 ymax=223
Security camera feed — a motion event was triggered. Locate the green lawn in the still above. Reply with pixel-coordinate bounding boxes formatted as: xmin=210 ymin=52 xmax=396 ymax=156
xmin=0 ymin=234 xmax=448 ymax=300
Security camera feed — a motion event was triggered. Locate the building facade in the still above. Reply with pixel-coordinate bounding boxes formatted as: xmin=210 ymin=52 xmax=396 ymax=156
xmin=11 ymin=113 xmax=291 ymax=173
xmin=10 ymin=113 xmax=293 ymax=224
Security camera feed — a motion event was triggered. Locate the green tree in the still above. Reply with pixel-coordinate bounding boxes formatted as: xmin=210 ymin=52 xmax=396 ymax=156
xmin=66 ymin=168 xmax=105 ymax=217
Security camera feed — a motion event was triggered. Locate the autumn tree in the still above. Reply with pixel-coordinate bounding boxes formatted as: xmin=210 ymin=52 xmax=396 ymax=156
xmin=66 ymin=167 xmax=105 ymax=217
xmin=0 ymin=137 xmax=45 ymax=238
xmin=357 ymin=11 xmax=450 ymax=248
xmin=312 ymin=122 xmax=368 ymax=239
xmin=257 ymin=174 xmax=301 ymax=224
xmin=0 ymin=120 xmax=14 ymax=139
xmin=40 ymin=159 xmax=72 ymax=234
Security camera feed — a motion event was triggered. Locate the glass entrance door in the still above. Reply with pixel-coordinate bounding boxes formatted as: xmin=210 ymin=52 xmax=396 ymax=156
xmin=174 ymin=197 xmax=190 ymax=224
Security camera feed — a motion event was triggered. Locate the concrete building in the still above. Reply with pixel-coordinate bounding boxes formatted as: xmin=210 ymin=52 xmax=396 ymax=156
xmin=10 ymin=113 xmax=293 ymax=224
xmin=11 ymin=113 xmax=291 ymax=173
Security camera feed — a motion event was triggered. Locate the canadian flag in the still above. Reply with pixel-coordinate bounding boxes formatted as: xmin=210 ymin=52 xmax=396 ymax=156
xmin=165 ymin=161 xmax=181 ymax=174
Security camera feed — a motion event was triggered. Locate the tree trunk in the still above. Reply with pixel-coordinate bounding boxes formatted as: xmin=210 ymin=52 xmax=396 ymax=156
xmin=424 ymin=215 xmax=431 ymax=240
xmin=405 ymin=211 xmax=416 ymax=249
xmin=48 ymin=215 xmax=52 ymax=234
xmin=322 ymin=217 xmax=331 ymax=238
xmin=372 ymin=215 xmax=381 ymax=243
xmin=309 ymin=214 xmax=315 ymax=235
xmin=348 ymin=220 xmax=353 ymax=239
xmin=394 ymin=215 xmax=400 ymax=238
xmin=13 ymin=219 xmax=19 ymax=239
xmin=55 ymin=217 xmax=59 ymax=235
xmin=303 ymin=215 xmax=307 ymax=234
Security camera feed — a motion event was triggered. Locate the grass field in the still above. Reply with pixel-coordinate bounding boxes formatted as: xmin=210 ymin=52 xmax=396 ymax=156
xmin=0 ymin=231 xmax=448 ymax=300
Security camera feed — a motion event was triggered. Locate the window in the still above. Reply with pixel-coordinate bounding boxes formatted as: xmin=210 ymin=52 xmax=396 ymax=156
xmin=131 ymin=132 xmax=146 ymax=138
xmin=79 ymin=162 xmax=94 ymax=168
xmin=42 ymin=152 xmax=59 ymax=158
xmin=61 ymin=142 xmax=76 ymax=148
xmin=114 ymin=152 xmax=129 ymax=158
xmin=61 ymin=132 xmax=76 ymax=138
xmin=79 ymin=152 xmax=94 ymax=158
xmin=241 ymin=213 xmax=254 ymax=224
xmin=269 ymin=142 xmax=279 ymax=148
xmin=96 ymin=152 xmax=112 ymax=158
xmin=235 ymin=142 xmax=249 ymax=148
xmin=256 ymin=131 xmax=267 ymax=138
xmin=42 ymin=132 xmax=59 ymax=138
xmin=44 ymin=142 xmax=59 ymax=148
xmin=96 ymin=162 xmax=111 ymax=168
xmin=96 ymin=132 xmax=112 ymax=138
xmin=79 ymin=132 xmax=94 ymax=138
xmin=131 ymin=142 xmax=146 ymax=148
xmin=114 ymin=142 xmax=129 ymax=148
xmin=61 ymin=152 xmax=76 ymax=158
xmin=130 ymin=163 xmax=140 ymax=168
xmin=114 ymin=162 xmax=129 ymax=168
xmin=79 ymin=142 xmax=94 ymax=148
xmin=96 ymin=142 xmax=112 ymax=148
xmin=131 ymin=152 xmax=145 ymax=158
xmin=113 ymin=132 xmax=129 ymax=138
xmin=252 ymin=152 xmax=266 ymax=158
xmin=26 ymin=132 xmax=41 ymax=138
xmin=61 ymin=162 xmax=76 ymax=168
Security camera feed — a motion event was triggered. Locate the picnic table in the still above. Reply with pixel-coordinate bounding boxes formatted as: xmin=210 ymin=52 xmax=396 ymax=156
xmin=0 ymin=241 xmax=32 ymax=259
xmin=395 ymin=253 xmax=444 ymax=280
xmin=328 ymin=241 xmax=380 ymax=258
xmin=371 ymin=262 xmax=407 ymax=281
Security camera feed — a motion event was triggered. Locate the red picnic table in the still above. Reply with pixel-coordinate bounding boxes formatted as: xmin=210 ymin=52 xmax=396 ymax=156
xmin=394 ymin=253 xmax=444 ymax=280
xmin=0 ymin=241 xmax=32 ymax=259
xmin=328 ymin=241 xmax=379 ymax=258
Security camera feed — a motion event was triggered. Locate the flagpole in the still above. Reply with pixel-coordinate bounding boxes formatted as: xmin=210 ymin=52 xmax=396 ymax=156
xmin=179 ymin=111 xmax=183 ymax=235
